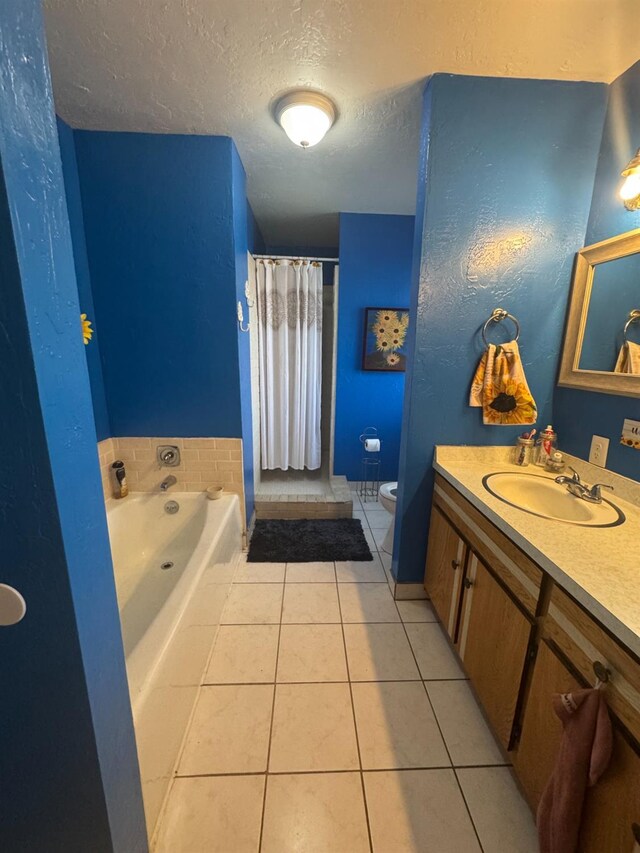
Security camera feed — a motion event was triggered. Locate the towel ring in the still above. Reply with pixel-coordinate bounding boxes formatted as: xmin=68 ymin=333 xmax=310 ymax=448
xmin=481 ymin=308 xmax=520 ymax=347
xmin=623 ymin=309 xmax=640 ymax=343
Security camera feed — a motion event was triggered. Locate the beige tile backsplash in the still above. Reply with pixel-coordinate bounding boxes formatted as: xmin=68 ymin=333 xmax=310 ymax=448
xmin=98 ymin=437 xmax=245 ymax=509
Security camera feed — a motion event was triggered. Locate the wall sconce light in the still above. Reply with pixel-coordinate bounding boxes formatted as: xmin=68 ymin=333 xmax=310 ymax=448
xmin=620 ymin=149 xmax=640 ymax=210
xmin=275 ymin=91 xmax=336 ymax=149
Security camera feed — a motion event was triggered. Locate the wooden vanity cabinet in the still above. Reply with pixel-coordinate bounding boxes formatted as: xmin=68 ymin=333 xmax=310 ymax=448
xmin=424 ymin=477 xmax=540 ymax=749
xmin=425 ymin=473 xmax=640 ymax=849
xmin=423 ymin=506 xmax=466 ymax=639
xmin=514 ymin=639 xmax=640 ymax=853
xmin=457 ymin=553 xmax=534 ymax=749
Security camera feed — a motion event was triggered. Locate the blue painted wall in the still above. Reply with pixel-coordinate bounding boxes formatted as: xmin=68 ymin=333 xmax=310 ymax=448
xmin=74 ymin=131 xmax=244 ymax=439
xmin=57 ymin=118 xmax=111 ymax=441
xmin=554 ymin=60 xmax=640 ymax=482
xmin=394 ymin=74 xmax=607 ymax=583
xmin=231 ymin=144 xmax=255 ymax=522
xmin=334 ymin=213 xmax=415 ymax=482
xmin=0 ymin=3 xmax=146 ymax=850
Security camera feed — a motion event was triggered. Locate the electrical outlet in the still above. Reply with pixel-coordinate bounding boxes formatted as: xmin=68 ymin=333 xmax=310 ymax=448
xmin=589 ymin=435 xmax=609 ymax=467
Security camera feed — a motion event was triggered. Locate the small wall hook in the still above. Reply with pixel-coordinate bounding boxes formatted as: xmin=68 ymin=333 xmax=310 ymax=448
xmin=237 ymin=300 xmax=250 ymax=333
xmin=244 ymin=279 xmax=255 ymax=308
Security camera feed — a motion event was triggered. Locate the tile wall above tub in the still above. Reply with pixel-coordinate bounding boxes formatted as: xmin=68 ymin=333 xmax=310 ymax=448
xmin=98 ymin=437 xmax=245 ymax=508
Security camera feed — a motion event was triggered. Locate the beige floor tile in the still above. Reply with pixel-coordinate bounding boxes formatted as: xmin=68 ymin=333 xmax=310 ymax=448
xmin=261 ymin=772 xmax=370 ymax=853
xmin=426 ymin=680 xmax=505 ymax=766
xmin=405 ymin=622 xmax=465 ymax=679
xmin=364 ymin=769 xmax=481 ymax=852
xmin=281 ymin=583 xmax=341 ymax=623
xmin=343 ymin=623 xmax=420 ymax=681
xmin=352 ymin=681 xmax=449 ymax=769
xmin=338 ymin=583 xmax=400 ymax=623
xmin=286 ymin=561 xmax=336 ymax=582
xmin=204 ymin=625 xmax=279 ymax=684
xmin=364 ymin=529 xmax=377 ymax=552
xmin=234 ymin=558 xmax=286 ymax=583
xmin=335 ymin=555 xmax=387 ymax=583
xmin=373 ymin=528 xmax=391 ymax=551
xmin=177 ymin=684 xmax=273 ymax=775
xmin=396 ymin=599 xmax=438 ymax=622
xmin=269 ymin=683 xmax=359 ymax=772
xmin=220 ymin=583 xmax=283 ymax=624
xmin=155 ymin=775 xmax=265 ymax=853
xmin=364 ymin=511 xmax=391 ymax=529
xmin=277 ymin=624 xmax=348 ymax=682
xmin=457 ymin=767 xmax=538 ymax=852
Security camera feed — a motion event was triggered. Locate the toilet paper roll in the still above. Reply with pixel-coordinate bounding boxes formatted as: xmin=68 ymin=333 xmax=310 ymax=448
xmin=364 ymin=438 xmax=381 ymax=452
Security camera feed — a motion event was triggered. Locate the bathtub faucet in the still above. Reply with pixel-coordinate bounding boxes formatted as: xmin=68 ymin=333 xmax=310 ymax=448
xmin=160 ymin=475 xmax=177 ymax=492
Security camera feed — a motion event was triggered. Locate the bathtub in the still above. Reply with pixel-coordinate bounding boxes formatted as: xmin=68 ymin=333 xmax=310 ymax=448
xmin=106 ymin=491 xmax=242 ymax=836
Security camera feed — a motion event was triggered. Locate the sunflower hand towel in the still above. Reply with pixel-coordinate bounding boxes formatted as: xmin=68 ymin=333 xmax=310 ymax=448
xmin=470 ymin=341 xmax=537 ymax=426
xmin=614 ymin=340 xmax=640 ymax=374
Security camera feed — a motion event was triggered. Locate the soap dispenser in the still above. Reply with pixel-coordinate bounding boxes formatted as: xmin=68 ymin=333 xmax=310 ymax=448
xmin=111 ymin=460 xmax=129 ymax=498
xmin=534 ymin=425 xmax=557 ymax=468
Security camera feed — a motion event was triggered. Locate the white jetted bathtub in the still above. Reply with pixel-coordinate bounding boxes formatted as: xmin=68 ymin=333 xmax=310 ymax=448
xmin=106 ymin=491 xmax=242 ymax=836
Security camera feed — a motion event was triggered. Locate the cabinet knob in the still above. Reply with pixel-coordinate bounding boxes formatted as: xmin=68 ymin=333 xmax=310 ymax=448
xmin=451 ymin=559 xmax=460 ymax=571
xmin=463 ymin=577 xmax=474 ymax=589
xmin=632 ymin=823 xmax=640 ymax=843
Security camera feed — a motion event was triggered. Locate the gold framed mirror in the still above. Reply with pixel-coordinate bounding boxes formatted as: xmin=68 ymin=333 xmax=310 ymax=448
xmin=558 ymin=228 xmax=640 ymax=398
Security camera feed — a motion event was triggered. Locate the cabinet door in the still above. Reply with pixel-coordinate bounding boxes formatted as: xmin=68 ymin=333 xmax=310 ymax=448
xmin=515 ymin=640 xmax=640 ymax=853
xmin=424 ymin=507 xmax=466 ymax=639
xmin=514 ymin=639 xmax=580 ymax=810
xmin=458 ymin=554 xmax=532 ymax=749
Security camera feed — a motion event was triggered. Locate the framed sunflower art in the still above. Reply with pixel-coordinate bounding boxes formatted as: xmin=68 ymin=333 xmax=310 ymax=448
xmin=362 ymin=307 xmax=409 ymax=372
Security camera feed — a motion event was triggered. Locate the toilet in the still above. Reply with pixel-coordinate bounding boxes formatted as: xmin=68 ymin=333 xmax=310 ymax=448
xmin=378 ymin=481 xmax=398 ymax=554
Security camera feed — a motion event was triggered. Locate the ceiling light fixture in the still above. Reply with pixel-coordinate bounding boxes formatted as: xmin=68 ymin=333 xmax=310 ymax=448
xmin=275 ymin=91 xmax=336 ymax=149
xmin=620 ymin=148 xmax=640 ymax=210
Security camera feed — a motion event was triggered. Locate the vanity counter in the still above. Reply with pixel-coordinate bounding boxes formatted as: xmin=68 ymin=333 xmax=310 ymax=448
xmin=433 ymin=446 xmax=640 ymax=657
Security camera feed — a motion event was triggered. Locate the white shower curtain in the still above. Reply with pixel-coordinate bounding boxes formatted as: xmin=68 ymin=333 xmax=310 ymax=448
xmin=256 ymin=259 xmax=323 ymax=470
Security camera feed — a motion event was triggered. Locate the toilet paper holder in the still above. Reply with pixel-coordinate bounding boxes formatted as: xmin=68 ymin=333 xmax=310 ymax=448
xmin=358 ymin=428 xmax=381 ymax=502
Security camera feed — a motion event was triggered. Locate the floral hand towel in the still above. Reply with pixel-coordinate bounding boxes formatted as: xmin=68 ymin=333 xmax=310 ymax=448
xmin=614 ymin=339 xmax=640 ymax=374
xmin=469 ymin=340 xmax=537 ymax=425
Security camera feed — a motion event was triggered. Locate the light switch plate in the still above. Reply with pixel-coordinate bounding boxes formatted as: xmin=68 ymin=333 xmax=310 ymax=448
xmin=589 ymin=435 xmax=609 ymax=467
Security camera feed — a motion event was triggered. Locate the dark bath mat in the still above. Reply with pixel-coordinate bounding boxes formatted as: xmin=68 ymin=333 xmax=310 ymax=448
xmin=247 ymin=518 xmax=373 ymax=563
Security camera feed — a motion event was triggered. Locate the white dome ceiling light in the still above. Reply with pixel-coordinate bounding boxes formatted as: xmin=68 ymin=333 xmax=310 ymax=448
xmin=275 ymin=91 xmax=336 ymax=149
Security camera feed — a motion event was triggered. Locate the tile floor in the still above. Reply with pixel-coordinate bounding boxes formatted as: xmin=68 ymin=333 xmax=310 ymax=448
xmin=154 ymin=488 xmax=538 ymax=852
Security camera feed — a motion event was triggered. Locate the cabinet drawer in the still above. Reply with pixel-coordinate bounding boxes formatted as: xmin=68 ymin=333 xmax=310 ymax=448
xmin=433 ymin=474 xmax=543 ymax=617
xmin=545 ymin=584 xmax=640 ymax=744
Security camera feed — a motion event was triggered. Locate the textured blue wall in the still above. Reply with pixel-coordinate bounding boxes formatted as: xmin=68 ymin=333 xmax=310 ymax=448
xmin=57 ymin=118 xmax=111 ymax=441
xmin=394 ymin=74 xmax=607 ymax=583
xmin=74 ymin=131 xmax=244 ymax=439
xmin=554 ymin=60 xmax=640 ymax=482
xmin=231 ymin=144 xmax=254 ymax=522
xmin=334 ymin=213 xmax=415 ymax=482
xmin=0 ymin=3 xmax=146 ymax=850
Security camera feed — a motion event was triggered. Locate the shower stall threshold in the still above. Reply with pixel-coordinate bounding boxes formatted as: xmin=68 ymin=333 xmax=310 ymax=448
xmin=254 ymin=475 xmax=352 ymax=519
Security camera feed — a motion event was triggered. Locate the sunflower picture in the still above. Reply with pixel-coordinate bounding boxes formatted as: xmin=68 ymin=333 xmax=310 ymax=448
xmin=362 ymin=307 xmax=409 ymax=371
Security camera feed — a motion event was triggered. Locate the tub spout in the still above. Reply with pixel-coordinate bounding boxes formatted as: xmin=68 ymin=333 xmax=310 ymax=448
xmin=160 ymin=475 xmax=177 ymax=491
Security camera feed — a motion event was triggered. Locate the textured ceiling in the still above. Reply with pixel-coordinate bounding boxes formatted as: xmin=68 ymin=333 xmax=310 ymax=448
xmin=43 ymin=0 xmax=638 ymax=246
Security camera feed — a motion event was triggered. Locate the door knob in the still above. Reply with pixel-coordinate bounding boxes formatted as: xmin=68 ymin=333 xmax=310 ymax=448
xmin=451 ymin=559 xmax=460 ymax=571
xmin=463 ymin=577 xmax=474 ymax=589
xmin=0 ymin=584 xmax=27 ymax=626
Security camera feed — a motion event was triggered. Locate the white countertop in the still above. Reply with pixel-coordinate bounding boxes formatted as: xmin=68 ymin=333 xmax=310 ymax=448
xmin=433 ymin=446 xmax=640 ymax=658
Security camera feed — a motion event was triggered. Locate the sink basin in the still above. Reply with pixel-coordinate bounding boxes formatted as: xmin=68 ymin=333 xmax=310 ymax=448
xmin=482 ymin=472 xmax=625 ymax=527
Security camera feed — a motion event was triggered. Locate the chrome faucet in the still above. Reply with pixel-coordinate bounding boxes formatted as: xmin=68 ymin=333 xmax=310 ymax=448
xmin=555 ymin=467 xmax=613 ymax=504
xmin=160 ymin=475 xmax=177 ymax=492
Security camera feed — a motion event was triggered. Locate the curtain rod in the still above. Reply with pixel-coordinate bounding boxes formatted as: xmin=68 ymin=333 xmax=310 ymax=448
xmin=253 ymin=254 xmax=339 ymax=262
